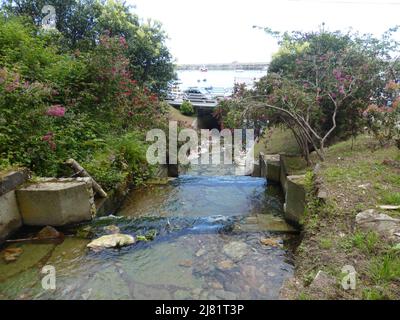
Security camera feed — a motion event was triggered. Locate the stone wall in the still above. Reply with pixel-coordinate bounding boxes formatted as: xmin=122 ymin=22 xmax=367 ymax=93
xmin=259 ymin=153 xmax=306 ymax=226
xmin=0 ymin=170 xmax=30 ymax=243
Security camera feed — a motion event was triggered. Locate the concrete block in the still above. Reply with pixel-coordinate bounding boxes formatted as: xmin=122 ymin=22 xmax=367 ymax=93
xmin=284 ymin=175 xmax=306 ymax=225
xmin=264 ymin=154 xmax=281 ymax=183
xmin=16 ymin=179 xmax=95 ymax=226
xmin=0 ymin=169 xmax=30 ymax=196
xmin=0 ymin=190 xmax=23 ymax=243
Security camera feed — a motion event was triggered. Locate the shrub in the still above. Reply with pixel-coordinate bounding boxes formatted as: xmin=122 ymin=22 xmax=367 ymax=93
xmin=364 ymin=99 xmax=400 ymax=149
xmin=180 ymin=101 xmax=194 ymax=116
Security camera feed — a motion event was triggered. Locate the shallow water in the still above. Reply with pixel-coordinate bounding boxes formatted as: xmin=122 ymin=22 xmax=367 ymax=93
xmin=0 ymin=149 xmax=298 ymax=300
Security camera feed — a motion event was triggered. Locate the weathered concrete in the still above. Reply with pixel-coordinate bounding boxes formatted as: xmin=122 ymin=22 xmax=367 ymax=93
xmin=259 ymin=153 xmax=306 ymax=226
xmin=0 ymin=169 xmax=30 ymax=196
xmin=0 ymin=191 xmax=23 ymax=243
xmin=260 ymin=153 xmax=281 ymax=183
xmin=16 ymin=178 xmax=95 ymax=226
xmin=284 ymin=175 xmax=306 ymax=225
xmin=0 ymin=170 xmax=30 ymax=243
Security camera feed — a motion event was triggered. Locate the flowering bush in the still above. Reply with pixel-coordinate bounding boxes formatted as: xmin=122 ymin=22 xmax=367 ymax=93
xmin=364 ymin=99 xmax=400 ymax=149
xmin=0 ymin=18 xmax=166 ymax=185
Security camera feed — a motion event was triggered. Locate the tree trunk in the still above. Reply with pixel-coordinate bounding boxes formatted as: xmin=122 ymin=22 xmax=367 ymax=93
xmin=66 ymin=159 xmax=108 ymax=198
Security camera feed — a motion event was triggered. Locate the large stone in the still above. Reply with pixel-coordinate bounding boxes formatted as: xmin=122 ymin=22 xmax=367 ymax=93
xmin=223 ymin=241 xmax=248 ymax=261
xmin=16 ymin=178 xmax=95 ymax=226
xmin=87 ymin=234 xmax=135 ymax=251
xmin=356 ymin=209 xmax=400 ymax=240
xmin=309 ymin=271 xmax=337 ymax=292
xmin=234 ymin=214 xmax=297 ymax=233
xmin=0 ymin=191 xmax=23 ymax=243
xmin=284 ymin=175 xmax=306 ymax=225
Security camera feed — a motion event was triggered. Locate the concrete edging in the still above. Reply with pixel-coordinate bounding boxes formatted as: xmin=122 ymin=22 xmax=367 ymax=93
xmin=259 ymin=153 xmax=306 ymax=226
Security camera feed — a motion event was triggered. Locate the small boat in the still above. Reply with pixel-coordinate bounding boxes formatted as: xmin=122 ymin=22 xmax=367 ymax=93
xmin=200 ymin=65 xmax=208 ymax=72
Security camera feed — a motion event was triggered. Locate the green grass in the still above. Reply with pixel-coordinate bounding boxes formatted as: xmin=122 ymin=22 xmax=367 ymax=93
xmin=168 ymin=106 xmax=196 ymax=127
xmin=363 ymin=288 xmax=388 ymax=300
xmin=283 ymin=156 xmax=309 ymax=175
xmin=319 ymin=238 xmax=334 ymax=250
xmin=370 ymin=253 xmax=400 ymax=284
xmin=353 ymin=232 xmax=380 ymax=254
xmin=381 ymin=192 xmax=400 ymax=206
xmin=255 ymin=127 xmax=301 ymax=157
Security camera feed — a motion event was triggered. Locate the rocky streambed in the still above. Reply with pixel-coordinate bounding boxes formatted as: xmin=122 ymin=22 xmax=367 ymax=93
xmin=0 ymin=148 xmax=299 ymax=300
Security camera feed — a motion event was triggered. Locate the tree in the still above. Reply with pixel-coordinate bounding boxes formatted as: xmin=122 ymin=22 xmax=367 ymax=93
xmin=248 ymin=27 xmax=400 ymax=162
xmin=1 ymin=0 xmax=102 ymax=50
xmin=1 ymin=0 xmax=176 ymax=92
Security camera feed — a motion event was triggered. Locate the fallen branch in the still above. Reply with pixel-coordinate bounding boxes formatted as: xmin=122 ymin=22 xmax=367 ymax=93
xmin=66 ymin=159 xmax=108 ymax=198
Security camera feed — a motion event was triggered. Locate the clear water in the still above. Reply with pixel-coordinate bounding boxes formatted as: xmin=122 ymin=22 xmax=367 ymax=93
xmin=0 ymin=148 xmax=298 ymax=300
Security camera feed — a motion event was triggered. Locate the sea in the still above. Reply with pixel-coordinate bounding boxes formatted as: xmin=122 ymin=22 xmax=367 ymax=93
xmin=176 ymin=70 xmax=268 ymax=91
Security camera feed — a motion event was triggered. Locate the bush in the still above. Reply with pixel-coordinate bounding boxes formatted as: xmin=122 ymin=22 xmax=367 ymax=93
xmin=180 ymin=101 xmax=194 ymax=116
xmin=0 ymin=15 xmax=167 ymax=190
xmin=82 ymin=132 xmax=154 ymax=190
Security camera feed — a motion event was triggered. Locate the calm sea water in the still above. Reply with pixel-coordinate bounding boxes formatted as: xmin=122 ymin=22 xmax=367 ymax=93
xmin=177 ymin=70 xmax=267 ymax=90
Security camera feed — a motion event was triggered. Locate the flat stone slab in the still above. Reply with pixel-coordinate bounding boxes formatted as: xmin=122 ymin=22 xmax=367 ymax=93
xmin=16 ymin=179 xmax=95 ymax=226
xmin=234 ymin=214 xmax=297 ymax=233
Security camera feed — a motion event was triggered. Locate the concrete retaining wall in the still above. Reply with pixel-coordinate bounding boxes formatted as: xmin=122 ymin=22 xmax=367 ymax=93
xmin=0 ymin=171 xmax=98 ymax=244
xmin=259 ymin=153 xmax=306 ymax=226
xmin=0 ymin=170 xmax=30 ymax=243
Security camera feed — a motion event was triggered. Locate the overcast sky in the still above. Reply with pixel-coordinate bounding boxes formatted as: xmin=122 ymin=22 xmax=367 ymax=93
xmin=128 ymin=0 xmax=400 ymax=64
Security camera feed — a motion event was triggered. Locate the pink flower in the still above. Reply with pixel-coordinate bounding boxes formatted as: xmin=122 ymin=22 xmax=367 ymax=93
xmin=42 ymin=132 xmax=56 ymax=150
xmin=46 ymin=105 xmax=66 ymax=117
xmin=119 ymin=36 xmax=127 ymax=47
xmin=42 ymin=132 xmax=54 ymax=142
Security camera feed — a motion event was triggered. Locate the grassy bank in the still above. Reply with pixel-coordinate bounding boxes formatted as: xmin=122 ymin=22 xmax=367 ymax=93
xmin=255 ymin=127 xmax=301 ymax=158
xmin=168 ymin=105 xmax=196 ymax=128
xmin=283 ymin=134 xmax=400 ymax=300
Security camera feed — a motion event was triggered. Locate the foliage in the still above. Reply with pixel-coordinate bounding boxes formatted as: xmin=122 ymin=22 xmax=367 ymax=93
xmin=217 ymin=27 xmax=400 ymax=163
xmin=0 ymin=15 xmax=168 ymax=188
xmin=1 ymin=0 xmax=176 ymax=93
xmin=82 ymin=133 xmax=153 ymax=191
xmin=180 ymin=100 xmax=194 ymax=116
xmin=363 ymin=81 xmax=400 ymax=149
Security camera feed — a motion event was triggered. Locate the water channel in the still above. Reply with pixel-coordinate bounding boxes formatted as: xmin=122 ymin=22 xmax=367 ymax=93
xmin=0 ymin=140 xmax=298 ymax=300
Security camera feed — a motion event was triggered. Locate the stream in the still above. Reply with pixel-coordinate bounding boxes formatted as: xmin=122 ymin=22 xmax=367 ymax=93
xmin=0 ymin=144 xmax=299 ymax=300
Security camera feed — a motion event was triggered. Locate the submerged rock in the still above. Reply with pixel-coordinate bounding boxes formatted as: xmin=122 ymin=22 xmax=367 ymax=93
xmin=2 ymin=247 xmax=23 ymax=263
xmin=87 ymin=234 xmax=135 ymax=251
xmin=103 ymin=225 xmax=120 ymax=235
xmin=223 ymin=241 xmax=248 ymax=261
xmin=37 ymin=226 xmax=62 ymax=240
xmin=217 ymin=260 xmax=235 ymax=270
xmin=260 ymin=237 xmax=282 ymax=248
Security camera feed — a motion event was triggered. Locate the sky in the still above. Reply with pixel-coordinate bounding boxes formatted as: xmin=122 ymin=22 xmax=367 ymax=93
xmin=128 ymin=0 xmax=400 ymax=64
